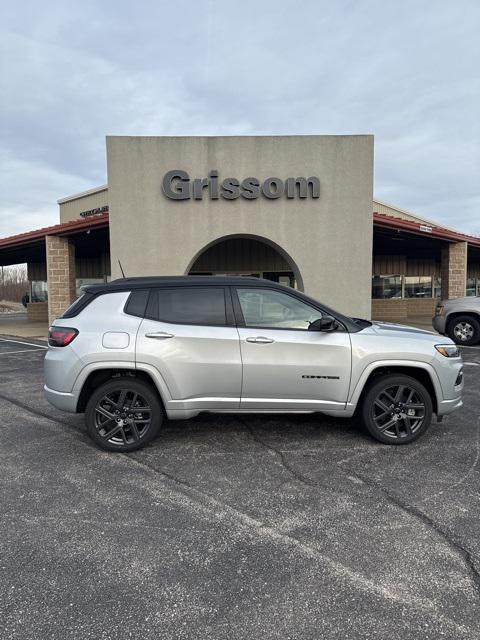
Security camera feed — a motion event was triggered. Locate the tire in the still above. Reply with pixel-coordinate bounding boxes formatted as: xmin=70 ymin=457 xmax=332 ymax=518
xmin=447 ymin=315 xmax=480 ymax=346
xmin=361 ymin=374 xmax=433 ymax=445
xmin=85 ymin=378 xmax=163 ymax=452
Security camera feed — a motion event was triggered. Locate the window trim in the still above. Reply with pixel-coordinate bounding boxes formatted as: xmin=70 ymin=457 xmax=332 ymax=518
xmin=466 ymin=277 xmax=480 ymax=297
xmin=60 ymin=292 xmax=97 ymax=318
xmin=123 ymin=289 xmax=150 ymax=318
xmin=143 ymin=286 xmax=232 ymax=328
xmin=372 ymin=274 xmax=441 ymax=300
xmin=231 ymin=286 xmax=346 ymax=333
xmin=371 ymin=274 xmax=403 ymax=300
xmin=403 ymin=275 xmax=433 ymax=299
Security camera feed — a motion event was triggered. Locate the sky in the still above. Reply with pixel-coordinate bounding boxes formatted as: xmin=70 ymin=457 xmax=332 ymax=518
xmin=1 ymin=0 xmax=479 ymax=238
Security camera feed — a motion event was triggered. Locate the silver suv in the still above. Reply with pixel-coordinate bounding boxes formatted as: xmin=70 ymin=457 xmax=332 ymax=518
xmin=433 ymin=297 xmax=480 ymax=346
xmin=44 ymin=277 xmax=464 ymax=451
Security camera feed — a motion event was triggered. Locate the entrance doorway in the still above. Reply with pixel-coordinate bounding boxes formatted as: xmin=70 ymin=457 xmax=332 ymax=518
xmin=187 ymin=236 xmax=299 ymax=288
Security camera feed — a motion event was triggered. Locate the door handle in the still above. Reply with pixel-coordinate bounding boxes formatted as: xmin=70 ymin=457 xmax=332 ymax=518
xmin=246 ymin=336 xmax=274 ymax=344
xmin=145 ymin=332 xmax=174 ymax=339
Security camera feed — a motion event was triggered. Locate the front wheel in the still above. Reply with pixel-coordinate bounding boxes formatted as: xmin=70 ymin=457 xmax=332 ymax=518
xmin=361 ymin=374 xmax=433 ymax=445
xmin=447 ymin=315 xmax=480 ymax=346
xmin=85 ymin=378 xmax=163 ymax=452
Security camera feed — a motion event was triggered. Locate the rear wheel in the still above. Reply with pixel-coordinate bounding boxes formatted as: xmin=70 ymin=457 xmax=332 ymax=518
xmin=85 ymin=378 xmax=162 ymax=452
xmin=447 ymin=315 xmax=480 ymax=346
xmin=361 ymin=374 xmax=433 ymax=444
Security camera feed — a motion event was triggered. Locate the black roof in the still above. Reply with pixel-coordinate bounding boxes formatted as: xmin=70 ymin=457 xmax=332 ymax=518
xmin=84 ymin=275 xmax=286 ymax=292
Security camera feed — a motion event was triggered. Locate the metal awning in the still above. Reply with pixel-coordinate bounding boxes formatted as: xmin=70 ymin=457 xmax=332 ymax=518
xmin=373 ymin=212 xmax=480 ymax=246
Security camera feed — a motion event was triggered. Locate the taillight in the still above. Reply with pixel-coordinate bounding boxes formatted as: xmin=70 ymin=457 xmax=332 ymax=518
xmin=48 ymin=326 xmax=79 ymax=347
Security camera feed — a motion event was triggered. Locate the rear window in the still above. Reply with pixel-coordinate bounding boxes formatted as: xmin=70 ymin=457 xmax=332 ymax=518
xmin=146 ymin=287 xmax=226 ymax=326
xmin=124 ymin=289 xmax=149 ymax=318
xmin=60 ymin=292 xmax=96 ymax=318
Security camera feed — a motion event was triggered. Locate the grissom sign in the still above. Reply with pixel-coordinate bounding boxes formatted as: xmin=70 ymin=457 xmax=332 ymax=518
xmin=80 ymin=205 xmax=109 ymax=218
xmin=162 ymin=170 xmax=320 ymax=200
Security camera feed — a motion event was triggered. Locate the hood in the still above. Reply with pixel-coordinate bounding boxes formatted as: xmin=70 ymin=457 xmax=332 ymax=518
xmin=444 ymin=296 xmax=479 ymax=306
xmin=359 ymin=321 xmax=454 ymax=344
xmin=371 ymin=321 xmax=436 ymax=336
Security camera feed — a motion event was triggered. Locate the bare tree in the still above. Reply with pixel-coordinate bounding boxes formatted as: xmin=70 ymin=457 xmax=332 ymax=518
xmin=0 ymin=264 xmax=28 ymax=303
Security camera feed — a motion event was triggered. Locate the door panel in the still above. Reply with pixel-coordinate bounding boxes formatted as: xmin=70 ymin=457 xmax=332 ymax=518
xmin=234 ymin=286 xmax=352 ymax=411
xmin=136 ymin=318 xmax=242 ymax=410
xmin=238 ymin=327 xmax=352 ymax=410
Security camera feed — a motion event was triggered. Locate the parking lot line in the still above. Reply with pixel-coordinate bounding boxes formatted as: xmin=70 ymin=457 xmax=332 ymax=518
xmin=464 ymin=362 xmax=480 ymax=367
xmin=0 ymin=348 xmax=47 ymax=356
xmin=0 ymin=337 xmax=47 ymax=349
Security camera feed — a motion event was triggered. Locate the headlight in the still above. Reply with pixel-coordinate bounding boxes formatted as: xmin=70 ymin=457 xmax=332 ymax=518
xmin=435 ymin=344 xmax=460 ymax=358
xmin=435 ymin=304 xmax=445 ymax=316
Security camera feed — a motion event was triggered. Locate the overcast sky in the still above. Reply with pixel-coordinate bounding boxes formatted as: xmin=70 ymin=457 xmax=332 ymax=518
xmin=1 ymin=0 xmax=479 ymax=238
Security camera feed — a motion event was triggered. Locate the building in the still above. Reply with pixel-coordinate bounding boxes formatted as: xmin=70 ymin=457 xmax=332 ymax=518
xmin=0 ymin=135 xmax=479 ymax=325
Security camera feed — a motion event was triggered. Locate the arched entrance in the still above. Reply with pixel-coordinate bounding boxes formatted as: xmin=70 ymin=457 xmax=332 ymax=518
xmin=186 ymin=234 xmax=303 ymax=290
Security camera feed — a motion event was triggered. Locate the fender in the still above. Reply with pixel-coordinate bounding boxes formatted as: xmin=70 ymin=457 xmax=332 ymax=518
xmin=446 ymin=310 xmax=480 ymax=324
xmin=348 ymin=359 xmax=443 ymax=409
xmin=70 ymin=360 xmax=173 ymax=411
xmin=134 ymin=361 xmax=173 ymax=407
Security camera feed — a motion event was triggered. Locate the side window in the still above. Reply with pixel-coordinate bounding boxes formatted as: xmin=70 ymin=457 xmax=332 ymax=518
xmin=60 ymin=292 xmax=95 ymax=318
xmin=147 ymin=288 xmax=227 ymax=326
xmin=236 ymin=288 xmax=321 ymax=330
xmin=124 ymin=289 xmax=149 ymax=318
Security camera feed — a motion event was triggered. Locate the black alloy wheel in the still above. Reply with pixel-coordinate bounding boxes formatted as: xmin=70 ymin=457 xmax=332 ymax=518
xmin=85 ymin=379 xmax=162 ymax=451
xmin=361 ymin=374 xmax=433 ymax=444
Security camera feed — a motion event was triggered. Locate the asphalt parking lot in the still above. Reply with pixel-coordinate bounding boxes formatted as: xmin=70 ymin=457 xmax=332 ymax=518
xmin=1 ymin=336 xmax=479 ymax=640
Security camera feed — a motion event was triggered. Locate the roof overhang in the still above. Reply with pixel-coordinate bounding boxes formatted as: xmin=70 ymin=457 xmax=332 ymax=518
xmin=0 ymin=213 xmax=109 ymax=250
xmin=373 ymin=212 xmax=480 ymax=246
xmin=0 ymin=213 xmax=109 ymax=267
xmin=1 ymin=210 xmax=479 ymax=267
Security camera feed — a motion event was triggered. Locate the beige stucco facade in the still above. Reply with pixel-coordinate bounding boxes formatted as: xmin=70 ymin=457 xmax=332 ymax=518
xmin=106 ymin=135 xmax=374 ymax=318
xmin=58 ymin=185 xmax=108 ymax=223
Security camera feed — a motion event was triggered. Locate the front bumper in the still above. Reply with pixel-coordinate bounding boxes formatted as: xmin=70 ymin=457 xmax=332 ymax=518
xmin=44 ymin=385 xmax=78 ymax=413
xmin=432 ymin=315 xmax=447 ymax=335
xmin=437 ymin=395 xmax=463 ymax=417
xmin=434 ymin=356 xmax=464 ymax=417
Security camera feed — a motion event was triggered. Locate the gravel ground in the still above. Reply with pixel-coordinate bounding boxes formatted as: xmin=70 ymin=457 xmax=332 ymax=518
xmin=0 ymin=336 xmax=479 ymax=640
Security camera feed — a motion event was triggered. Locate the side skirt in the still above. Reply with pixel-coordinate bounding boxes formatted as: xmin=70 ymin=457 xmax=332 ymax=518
xmin=166 ymin=407 xmax=353 ymax=420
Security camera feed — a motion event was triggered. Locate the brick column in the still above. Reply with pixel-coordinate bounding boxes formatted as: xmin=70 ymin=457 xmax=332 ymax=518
xmin=46 ymin=235 xmax=76 ymax=325
xmin=441 ymin=241 xmax=467 ymax=300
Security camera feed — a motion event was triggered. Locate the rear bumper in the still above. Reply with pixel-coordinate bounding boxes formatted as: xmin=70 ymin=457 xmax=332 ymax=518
xmin=44 ymin=385 xmax=78 ymax=413
xmin=432 ymin=315 xmax=447 ymax=334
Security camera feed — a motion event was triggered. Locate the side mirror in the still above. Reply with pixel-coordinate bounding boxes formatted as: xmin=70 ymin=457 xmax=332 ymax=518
xmin=309 ymin=315 xmax=337 ymax=332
